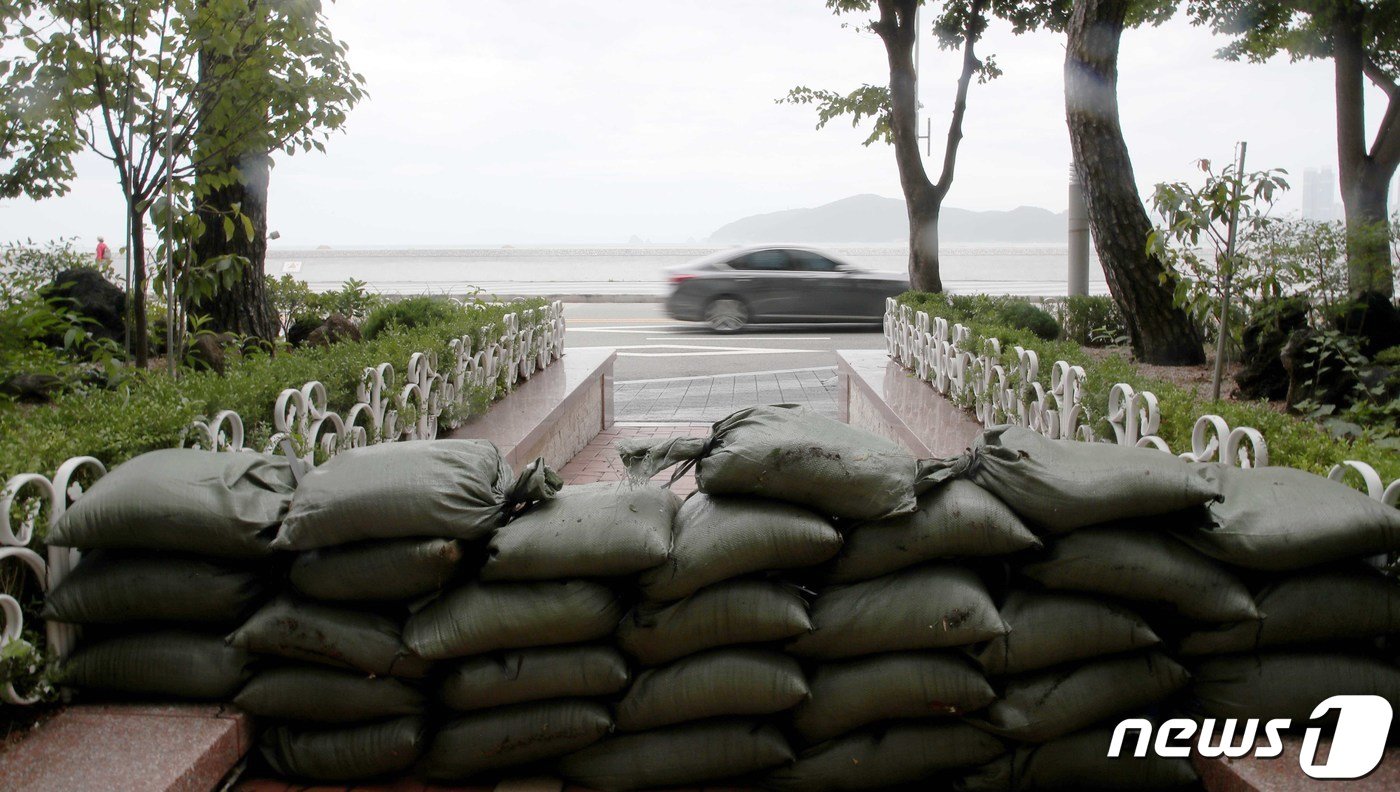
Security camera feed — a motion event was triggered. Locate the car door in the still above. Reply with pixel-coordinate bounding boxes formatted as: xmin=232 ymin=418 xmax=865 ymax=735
xmin=787 ymin=250 xmax=854 ymax=318
xmin=725 ymin=249 xmax=797 ymax=319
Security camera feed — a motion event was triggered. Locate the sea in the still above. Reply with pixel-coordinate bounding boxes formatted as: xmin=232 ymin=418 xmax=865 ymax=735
xmin=263 ymin=243 xmax=1109 ymax=298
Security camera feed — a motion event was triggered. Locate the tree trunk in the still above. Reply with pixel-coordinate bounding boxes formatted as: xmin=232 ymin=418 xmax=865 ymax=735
xmin=193 ymin=151 xmax=276 ymax=341
xmin=1064 ymin=0 xmax=1205 ymax=365
xmin=129 ymin=206 xmax=150 ymax=367
xmin=909 ymin=201 xmax=943 ymax=292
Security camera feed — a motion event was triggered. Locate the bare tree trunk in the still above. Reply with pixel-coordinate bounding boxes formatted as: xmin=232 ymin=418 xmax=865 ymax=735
xmin=193 ymin=151 xmax=276 ymax=341
xmin=128 ymin=205 xmax=149 ymax=367
xmin=1064 ymin=0 xmax=1205 ymax=365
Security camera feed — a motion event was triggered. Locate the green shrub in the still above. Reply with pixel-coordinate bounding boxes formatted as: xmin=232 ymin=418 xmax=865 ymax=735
xmin=1052 ymin=295 xmax=1127 ymax=347
xmin=999 ymin=301 xmax=1060 ymax=341
xmin=362 ymin=296 xmax=458 ymax=340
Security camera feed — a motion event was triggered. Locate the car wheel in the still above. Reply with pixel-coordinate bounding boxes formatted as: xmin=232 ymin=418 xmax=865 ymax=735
xmin=705 ymin=297 xmax=748 ymax=333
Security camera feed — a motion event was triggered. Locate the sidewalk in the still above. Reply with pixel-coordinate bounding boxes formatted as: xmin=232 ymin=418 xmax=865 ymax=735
xmin=615 ymin=367 xmax=838 ymax=422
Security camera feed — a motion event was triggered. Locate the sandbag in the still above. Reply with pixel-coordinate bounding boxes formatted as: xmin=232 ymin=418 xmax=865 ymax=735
xmin=614 ymin=647 xmax=808 ymax=731
xmin=956 ymin=726 xmax=1199 ymax=791
xmin=789 ymin=565 xmax=1006 ymax=659
xmin=828 ymin=480 xmax=1040 ymax=584
xmin=959 ymin=426 xmax=1219 ymax=532
xmin=639 ymin=494 xmax=842 ymax=601
xmin=1018 ymin=527 xmax=1259 ymax=623
xmin=404 ymin=579 xmax=621 ymax=660
xmin=42 ymin=550 xmax=264 ymax=625
xmin=559 ymin=719 xmax=794 ymax=791
xmin=972 ymin=652 xmax=1189 ymax=743
xmin=1190 ymin=652 xmax=1400 ymax=721
xmin=227 ymin=595 xmax=430 ymax=678
xmin=483 ymin=481 xmax=676 ymax=580
xmin=57 ymin=630 xmax=252 ymax=700
xmin=275 ymin=441 xmax=560 ymax=550
xmin=793 ymin=652 xmax=996 ymax=744
xmin=234 ymin=665 xmax=425 ymax=723
xmin=420 ymin=700 xmax=613 ymax=780
xmin=617 ymin=404 xmax=929 ymax=520
xmin=290 ymin=538 xmax=464 ymax=602
xmin=617 ymin=579 xmax=812 ymax=666
xmin=765 ymin=722 xmax=1005 ymax=792
xmin=1175 ymin=465 xmax=1400 ymax=571
xmin=440 ymin=645 xmax=630 ymax=711
xmin=260 ymin=717 xmax=425 ymax=782
xmin=48 ymin=449 xmax=294 ymax=558
xmin=973 ymin=591 xmax=1161 ymax=676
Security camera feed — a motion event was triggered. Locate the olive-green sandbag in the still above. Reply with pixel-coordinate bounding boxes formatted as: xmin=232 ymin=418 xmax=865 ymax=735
xmin=1019 ymin=527 xmax=1259 ymax=623
xmin=956 ymin=726 xmax=1199 ymax=791
xmin=290 ymin=538 xmax=464 ymax=602
xmin=973 ymin=591 xmax=1161 ymax=676
xmin=639 ymin=494 xmax=842 ymax=601
xmin=440 ymin=645 xmax=630 ymax=711
xmin=403 ymin=579 xmax=621 ymax=660
xmin=1190 ymin=652 xmax=1400 ymax=721
xmin=48 ymin=449 xmax=294 ymax=558
xmin=789 ymin=565 xmax=1006 ymax=659
xmin=227 ymin=595 xmax=430 ymax=678
xmin=617 ymin=404 xmax=930 ymax=520
xmin=971 ymin=652 xmax=1189 ymax=743
xmin=483 ymin=482 xmax=677 ymax=580
xmin=234 ymin=665 xmax=425 ymax=723
xmin=766 ymin=722 xmax=1006 ymax=792
xmin=617 ymin=579 xmax=812 ymax=666
xmin=1175 ymin=465 xmax=1400 ymax=571
xmin=960 ymin=426 xmax=1220 ymax=532
xmin=260 ymin=717 xmax=425 ymax=782
xmin=41 ymin=550 xmax=264 ymax=625
xmin=793 ymin=653 xmax=996 ymax=744
xmin=420 ymin=700 xmax=613 ymax=781
xmin=57 ymin=630 xmax=252 ymax=700
xmin=614 ymin=648 xmax=808 ymax=731
xmin=559 ymin=719 xmax=794 ymax=791
xmin=829 ymin=480 xmax=1040 ymax=584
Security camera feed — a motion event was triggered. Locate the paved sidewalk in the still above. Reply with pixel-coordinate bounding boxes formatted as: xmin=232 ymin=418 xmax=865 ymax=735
xmin=614 ymin=367 xmax=838 ymax=422
xmin=556 ymin=422 xmax=710 ymax=495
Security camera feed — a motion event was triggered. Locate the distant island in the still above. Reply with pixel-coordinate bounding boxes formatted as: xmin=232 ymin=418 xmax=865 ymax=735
xmin=707 ymin=194 xmax=1067 ymax=244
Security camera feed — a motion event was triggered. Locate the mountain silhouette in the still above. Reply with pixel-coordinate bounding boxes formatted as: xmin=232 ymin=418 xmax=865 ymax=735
xmin=707 ymin=194 xmax=1067 ymax=244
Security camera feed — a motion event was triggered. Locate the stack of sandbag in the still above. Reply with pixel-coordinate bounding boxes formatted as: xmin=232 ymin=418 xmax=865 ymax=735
xmin=44 ymin=449 xmax=292 ymax=703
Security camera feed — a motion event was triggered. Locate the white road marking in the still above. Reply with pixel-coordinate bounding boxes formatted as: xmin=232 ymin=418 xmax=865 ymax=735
xmin=570 ymin=344 xmax=809 ymax=358
xmin=618 ymin=366 xmax=837 ymax=384
xmin=643 ymin=336 xmax=832 ymax=342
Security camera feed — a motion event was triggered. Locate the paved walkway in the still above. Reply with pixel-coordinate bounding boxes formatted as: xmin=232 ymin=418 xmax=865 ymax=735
xmin=556 ymin=422 xmax=710 ymax=495
xmin=614 ymin=367 xmax=838 ymax=422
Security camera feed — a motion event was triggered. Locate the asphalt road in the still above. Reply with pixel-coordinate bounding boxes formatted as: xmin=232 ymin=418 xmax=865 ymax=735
xmin=562 ymin=302 xmax=886 ymax=381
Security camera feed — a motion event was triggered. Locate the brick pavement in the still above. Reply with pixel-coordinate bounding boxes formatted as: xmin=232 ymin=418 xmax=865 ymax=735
xmin=556 ymin=422 xmax=711 ymax=495
xmin=614 ymin=367 xmax=837 ymax=423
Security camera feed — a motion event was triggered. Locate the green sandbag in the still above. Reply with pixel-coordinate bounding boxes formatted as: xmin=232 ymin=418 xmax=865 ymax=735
xmin=48 ymin=449 xmax=294 ymax=558
xmin=793 ymin=652 xmax=996 ymax=744
xmin=260 ymin=717 xmax=425 ymax=782
xmin=483 ymin=481 xmax=677 ymax=580
xmin=441 ymin=645 xmax=630 ymax=711
xmin=972 ymin=652 xmax=1189 ymax=743
xmin=1190 ymin=651 xmax=1400 ymax=721
xmin=639 ymin=494 xmax=842 ymax=601
xmin=420 ymin=700 xmax=613 ymax=780
xmin=227 ymin=595 xmax=430 ymax=678
xmin=788 ymin=565 xmax=1006 ymax=659
xmin=57 ymin=630 xmax=252 ymax=700
xmin=765 ymin=722 xmax=1006 ymax=792
xmin=41 ymin=550 xmax=264 ymax=625
xmin=1018 ymin=527 xmax=1259 ymax=623
xmin=290 ymin=538 xmax=464 ymax=602
xmin=956 ymin=726 xmax=1199 ymax=791
xmin=559 ymin=719 xmax=794 ymax=791
xmin=828 ymin=480 xmax=1040 ymax=584
xmin=617 ymin=579 xmax=812 ymax=666
xmin=614 ymin=648 xmax=808 ymax=731
xmin=403 ymin=579 xmax=621 ymax=660
xmin=960 ymin=426 xmax=1220 ymax=532
xmin=1175 ymin=465 xmax=1400 ymax=571
xmin=275 ymin=440 xmax=560 ymax=550
xmin=617 ymin=404 xmax=931 ymax=520
xmin=973 ymin=590 xmax=1161 ymax=676
xmin=234 ymin=665 xmax=425 ymax=723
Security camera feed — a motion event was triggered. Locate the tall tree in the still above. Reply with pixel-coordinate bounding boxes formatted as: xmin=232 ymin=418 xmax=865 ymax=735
xmin=783 ymin=0 xmax=997 ymax=292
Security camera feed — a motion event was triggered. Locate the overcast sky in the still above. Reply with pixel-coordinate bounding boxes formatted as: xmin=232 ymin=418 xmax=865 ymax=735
xmin=1 ymin=0 xmax=1393 ymax=248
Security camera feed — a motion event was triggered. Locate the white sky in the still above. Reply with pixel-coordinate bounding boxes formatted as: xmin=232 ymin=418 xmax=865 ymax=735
xmin=1 ymin=0 xmax=1393 ymax=248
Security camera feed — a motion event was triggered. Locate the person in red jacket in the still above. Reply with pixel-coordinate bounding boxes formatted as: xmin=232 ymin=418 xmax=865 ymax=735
xmin=94 ymin=236 xmax=111 ymax=265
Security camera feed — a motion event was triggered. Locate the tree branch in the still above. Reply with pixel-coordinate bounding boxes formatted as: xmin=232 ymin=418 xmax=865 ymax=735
xmin=934 ymin=0 xmax=989 ymax=199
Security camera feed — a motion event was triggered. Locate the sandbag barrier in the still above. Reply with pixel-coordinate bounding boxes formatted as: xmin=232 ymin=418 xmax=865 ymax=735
xmin=35 ymin=406 xmax=1400 ymax=790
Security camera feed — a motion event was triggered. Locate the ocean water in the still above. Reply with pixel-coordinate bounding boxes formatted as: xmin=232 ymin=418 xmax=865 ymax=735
xmin=263 ymin=244 xmax=1109 ymax=297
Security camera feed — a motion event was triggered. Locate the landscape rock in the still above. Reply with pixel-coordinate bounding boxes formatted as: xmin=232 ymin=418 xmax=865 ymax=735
xmin=1 ymin=373 xmax=63 ymax=402
xmin=41 ymin=268 xmax=126 ymax=343
xmin=307 ymin=313 xmax=361 ymax=347
xmin=287 ymin=317 xmax=322 ymax=347
xmin=1332 ymin=293 xmax=1400 ymax=357
xmin=1234 ymin=298 xmax=1308 ymax=401
xmin=188 ymin=333 xmax=229 ymax=375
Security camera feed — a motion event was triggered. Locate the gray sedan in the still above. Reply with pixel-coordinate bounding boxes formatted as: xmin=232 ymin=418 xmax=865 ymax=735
xmin=664 ymin=246 xmax=910 ymax=332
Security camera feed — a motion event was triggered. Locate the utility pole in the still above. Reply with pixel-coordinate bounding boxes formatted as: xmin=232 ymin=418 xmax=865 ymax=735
xmin=1067 ymin=166 xmax=1090 ymax=296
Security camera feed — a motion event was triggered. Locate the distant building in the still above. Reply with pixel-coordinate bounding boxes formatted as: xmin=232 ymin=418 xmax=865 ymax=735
xmin=1302 ymin=168 xmax=1343 ymax=222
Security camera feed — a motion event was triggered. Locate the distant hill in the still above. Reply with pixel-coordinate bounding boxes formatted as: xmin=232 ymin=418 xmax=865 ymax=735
xmin=707 ymin=194 xmax=1067 ymax=244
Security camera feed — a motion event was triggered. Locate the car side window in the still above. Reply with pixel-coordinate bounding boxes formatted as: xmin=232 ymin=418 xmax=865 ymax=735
xmin=790 ymin=251 xmax=841 ymax=272
xmin=730 ymin=250 xmax=791 ymax=271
